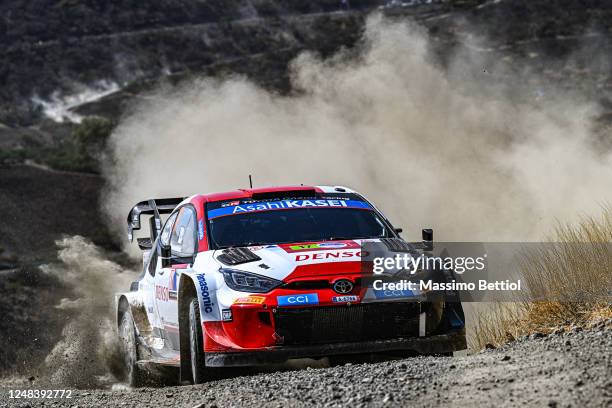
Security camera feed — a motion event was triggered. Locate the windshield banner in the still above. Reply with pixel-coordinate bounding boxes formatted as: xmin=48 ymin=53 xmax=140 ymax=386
xmin=207 ymin=199 xmax=372 ymax=219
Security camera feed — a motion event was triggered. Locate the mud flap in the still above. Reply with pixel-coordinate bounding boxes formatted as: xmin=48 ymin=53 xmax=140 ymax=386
xmin=419 ymin=312 xmax=427 ymax=337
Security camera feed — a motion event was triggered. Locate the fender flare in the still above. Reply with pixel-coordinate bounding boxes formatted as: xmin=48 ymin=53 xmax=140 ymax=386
xmin=176 ymin=271 xmax=221 ymax=382
xmin=116 ymin=293 xmax=153 ymax=340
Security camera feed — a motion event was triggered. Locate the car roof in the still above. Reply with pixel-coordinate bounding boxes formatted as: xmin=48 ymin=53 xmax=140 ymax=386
xmin=188 ymin=185 xmax=358 ymax=205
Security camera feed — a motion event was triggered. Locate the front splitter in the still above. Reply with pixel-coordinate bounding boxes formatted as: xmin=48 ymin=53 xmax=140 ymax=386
xmin=205 ymin=330 xmax=466 ymax=367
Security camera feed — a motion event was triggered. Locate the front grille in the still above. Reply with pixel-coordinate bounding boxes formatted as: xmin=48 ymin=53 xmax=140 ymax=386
xmin=274 ymin=303 xmax=420 ymax=345
xmin=282 ymin=280 xmax=331 ymax=290
xmin=282 ymin=278 xmax=364 ymax=291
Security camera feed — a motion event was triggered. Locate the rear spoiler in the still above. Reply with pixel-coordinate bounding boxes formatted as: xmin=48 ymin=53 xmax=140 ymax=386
xmin=127 ymin=197 xmax=186 ymax=243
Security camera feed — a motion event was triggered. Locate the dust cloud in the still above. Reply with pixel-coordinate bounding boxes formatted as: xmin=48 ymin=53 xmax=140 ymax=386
xmin=103 ymin=15 xmax=612 ymax=246
xmin=39 ymin=236 xmax=135 ymax=388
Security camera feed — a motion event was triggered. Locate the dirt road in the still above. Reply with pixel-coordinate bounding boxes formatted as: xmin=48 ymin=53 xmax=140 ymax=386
xmin=2 ymin=323 xmax=610 ymax=408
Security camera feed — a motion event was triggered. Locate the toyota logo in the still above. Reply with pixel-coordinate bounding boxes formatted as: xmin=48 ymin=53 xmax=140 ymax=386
xmin=333 ymin=279 xmax=354 ymax=294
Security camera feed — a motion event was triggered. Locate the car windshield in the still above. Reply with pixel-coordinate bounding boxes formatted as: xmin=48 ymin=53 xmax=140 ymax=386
xmin=206 ymin=197 xmax=393 ymax=249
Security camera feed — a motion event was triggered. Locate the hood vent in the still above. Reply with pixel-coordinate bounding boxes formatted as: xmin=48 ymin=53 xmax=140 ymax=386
xmin=217 ymin=247 xmax=261 ymax=266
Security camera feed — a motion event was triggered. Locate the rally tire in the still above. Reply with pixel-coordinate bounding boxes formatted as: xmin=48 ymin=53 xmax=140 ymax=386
xmin=119 ymin=310 xmax=146 ymax=387
xmin=188 ymin=297 xmax=207 ymax=384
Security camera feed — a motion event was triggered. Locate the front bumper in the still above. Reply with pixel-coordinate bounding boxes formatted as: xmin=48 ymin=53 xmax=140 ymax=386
xmin=205 ymin=329 xmax=466 ymax=366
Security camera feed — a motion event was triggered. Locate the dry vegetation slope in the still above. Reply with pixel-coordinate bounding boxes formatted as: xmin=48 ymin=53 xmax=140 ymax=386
xmin=471 ymin=207 xmax=612 ymax=350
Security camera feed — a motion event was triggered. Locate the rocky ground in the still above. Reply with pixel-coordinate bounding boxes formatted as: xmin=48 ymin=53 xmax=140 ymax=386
xmin=2 ymin=322 xmax=610 ymax=407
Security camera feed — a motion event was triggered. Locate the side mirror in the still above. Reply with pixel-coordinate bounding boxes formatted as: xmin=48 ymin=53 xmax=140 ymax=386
xmin=394 ymin=227 xmax=403 ymax=235
xmin=422 ymin=228 xmax=433 ymax=251
xmin=160 ymin=243 xmax=172 ymax=268
xmin=160 ymin=243 xmax=195 ymax=268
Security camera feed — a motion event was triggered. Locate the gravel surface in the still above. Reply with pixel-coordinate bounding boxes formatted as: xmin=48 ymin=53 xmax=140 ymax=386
xmin=2 ymin=322 xmax=610 ymax=408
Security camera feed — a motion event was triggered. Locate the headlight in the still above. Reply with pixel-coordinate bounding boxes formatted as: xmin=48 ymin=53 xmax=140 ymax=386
xmin=220 ymin=268 xmax=282 ymax=293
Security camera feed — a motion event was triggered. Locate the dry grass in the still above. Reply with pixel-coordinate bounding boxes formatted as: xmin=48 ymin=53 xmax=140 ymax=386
xmin=469 ymin=207 xmax=612 ymax=350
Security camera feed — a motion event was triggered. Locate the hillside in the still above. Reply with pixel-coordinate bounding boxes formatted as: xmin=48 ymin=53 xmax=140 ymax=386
xmin=0 ymin=0 xmax=385 ymax=125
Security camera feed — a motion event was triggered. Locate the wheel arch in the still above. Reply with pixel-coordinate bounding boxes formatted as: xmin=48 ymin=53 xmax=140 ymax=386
xmin=116 ymin=293 xmax=152 ymax=337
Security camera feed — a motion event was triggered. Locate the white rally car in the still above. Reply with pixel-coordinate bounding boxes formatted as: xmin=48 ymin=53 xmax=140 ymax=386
xmin=116 ymin=185 xmax=466 ymax=386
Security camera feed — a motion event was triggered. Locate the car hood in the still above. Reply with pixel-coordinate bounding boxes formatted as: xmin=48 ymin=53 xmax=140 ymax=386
xmin=203 ymin=239 xmax=409 ymax=282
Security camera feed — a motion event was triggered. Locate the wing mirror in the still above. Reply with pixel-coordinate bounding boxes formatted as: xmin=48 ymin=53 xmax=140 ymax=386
xmin=160 ymin=243 xmax=195 ymax=268
xmin=422 ymin=228 xmax=433 ymax=251
xmin=394 ymin=227 xmax=403 ymax=235
xmin=160 ymin=243 xmax=172 ymax=268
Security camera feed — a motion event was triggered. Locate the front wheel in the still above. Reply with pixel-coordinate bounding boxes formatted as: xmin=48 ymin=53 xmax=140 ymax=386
xmin=188 ymin=297 xmax=208 ymax=384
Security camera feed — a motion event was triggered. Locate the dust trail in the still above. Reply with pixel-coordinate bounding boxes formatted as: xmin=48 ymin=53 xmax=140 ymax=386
xmin=102 ymin=14 xmax=612 ymax=247
xmin=39 ymin=236 xmax=135 ymax=388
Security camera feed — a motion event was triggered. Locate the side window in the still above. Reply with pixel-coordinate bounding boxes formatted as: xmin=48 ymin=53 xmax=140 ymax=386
xmin=170 ymin=207 xmax=197 ymax=258
xmin=160 ymin=212 xmax=178 ymax=247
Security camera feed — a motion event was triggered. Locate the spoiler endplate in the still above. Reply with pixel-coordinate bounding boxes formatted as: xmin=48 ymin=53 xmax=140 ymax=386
xmin=126 ymin=197 xmax=186 ymax=242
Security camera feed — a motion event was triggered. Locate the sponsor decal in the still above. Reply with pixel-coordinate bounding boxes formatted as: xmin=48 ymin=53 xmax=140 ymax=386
xmin=168 ymin=270 xmax=179 ymax=300
xmin=221 ymin=200 xmax=241 ymax=207
xmin=289 ymin=242 xmax=345 ymax=251
xmin=332 ymin=295 xmax=359 ymax=303
xmin=320 ymin=196 xmax=349 ymax=200
xmin=373 ymin=289 xmax=414 ymax=299
xmin=281 ymin=240 xmax=360 ymax=253
xmin=319 ymin=242 xmax=348 ymax=249
xmin=155 ymin=285 xmax=169 ymax=302
xmin=196 ymin=274 xmax=214 ymax=313
xmin=208 ymin=199 xmax=371 ymax=219
xmin=295 ymin=250 xmax=367 ymax=261
xmin=233 ymin=296 xmax=266 ymax=305
xmin=198 ymin=219 xmax=204 ymax=240
xmin=169 ymin=270 xmax=179 ymax=291
xmin=277 ymin=293 xmax=319 ymax=306
xmin=222 ymin=309 xmax=233 ymax=321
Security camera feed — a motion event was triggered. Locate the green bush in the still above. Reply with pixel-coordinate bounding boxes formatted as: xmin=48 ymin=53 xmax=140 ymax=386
xmin=0 ymin=116 xmax=117 ymax=173
xmin=72 ymin=116 xmax=115 ymax=158
xmin=35 ymin=116 xmax=117 ymax=173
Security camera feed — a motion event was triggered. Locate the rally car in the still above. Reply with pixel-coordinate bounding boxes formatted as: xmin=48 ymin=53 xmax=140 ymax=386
xmin=116 ymin=185 xmax=466 ymax=386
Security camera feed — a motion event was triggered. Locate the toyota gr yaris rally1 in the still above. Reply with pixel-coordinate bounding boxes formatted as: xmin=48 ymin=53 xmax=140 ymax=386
xmin=115 ymin=185 xmax=466 ymax=386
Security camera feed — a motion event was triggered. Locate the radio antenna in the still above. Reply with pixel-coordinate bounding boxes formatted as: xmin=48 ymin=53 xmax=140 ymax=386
xmin=249 ymin=174 xmax=253 ymax=189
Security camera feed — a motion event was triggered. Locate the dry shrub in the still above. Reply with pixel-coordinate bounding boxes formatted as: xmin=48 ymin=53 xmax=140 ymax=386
xmin=468 ymin=303 xmax=524 ymax=350
xmin=470 ymin=207 xmax=612 ymax=350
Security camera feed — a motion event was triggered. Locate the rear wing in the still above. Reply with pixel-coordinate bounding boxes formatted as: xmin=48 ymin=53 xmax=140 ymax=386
xmin=127 ymin=197 xmax=186 ymax=244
